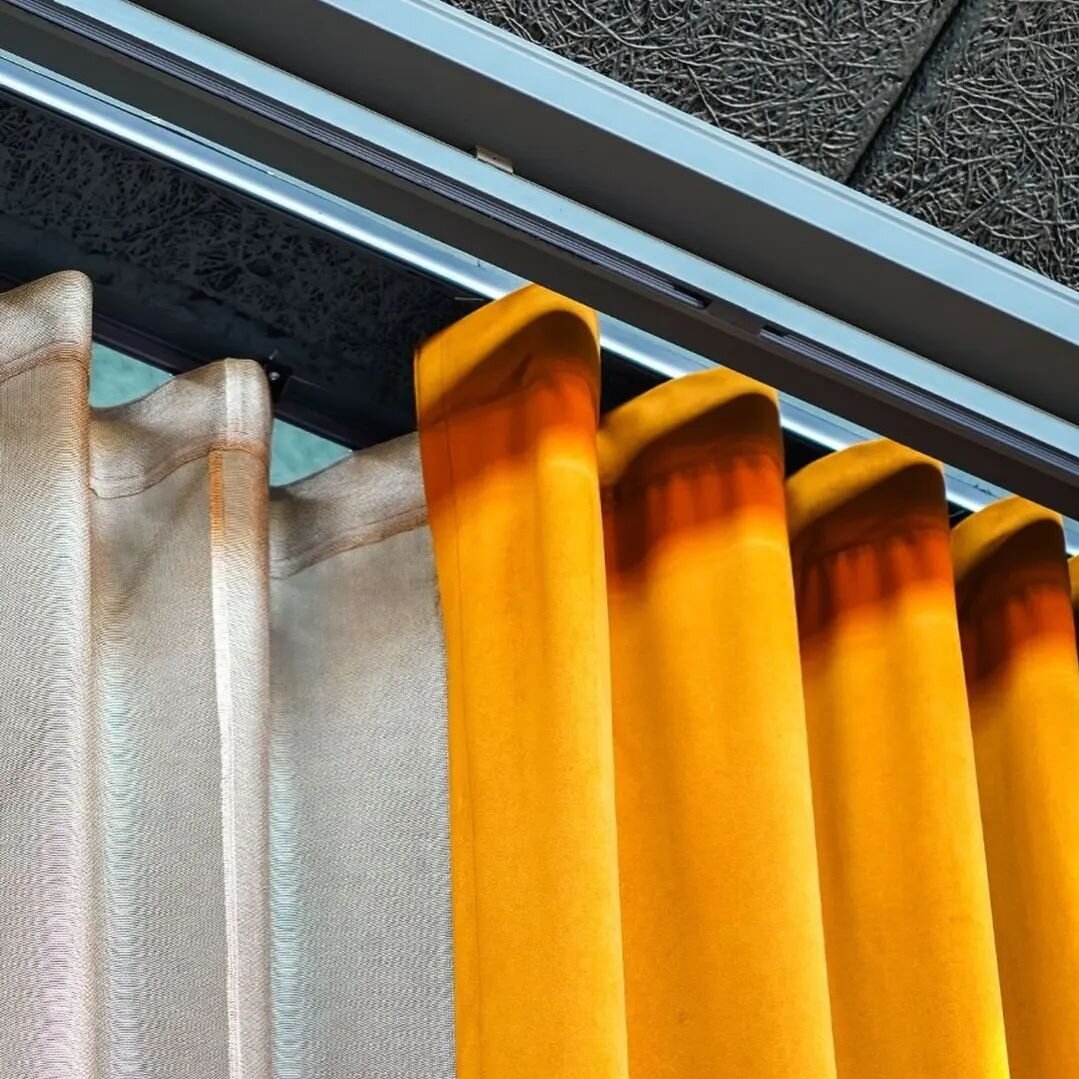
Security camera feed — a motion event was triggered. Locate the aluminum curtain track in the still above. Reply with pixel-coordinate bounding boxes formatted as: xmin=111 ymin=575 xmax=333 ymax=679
xmin=1 ymin=0 xmax=1078 ymax=519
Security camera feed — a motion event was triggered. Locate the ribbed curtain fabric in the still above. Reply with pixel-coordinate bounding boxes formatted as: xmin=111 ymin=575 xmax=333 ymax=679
xmin=1 ymin=272 xmax=1077 ymax=1079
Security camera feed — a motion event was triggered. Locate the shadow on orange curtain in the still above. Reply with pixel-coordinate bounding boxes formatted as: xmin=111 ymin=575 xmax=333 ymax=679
xmin=416 ymin=283 xmax=1077 ymax=1079
xmin=599 ymin=369 xmax=834 ymax=1077
xmin=788 ymin=443 xmax=1007 ymax=1076
xmin=954 ymin=499 xmax=1079 ymax=1077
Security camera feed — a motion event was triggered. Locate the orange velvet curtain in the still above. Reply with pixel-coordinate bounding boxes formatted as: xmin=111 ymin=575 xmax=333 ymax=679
xmin=416 ymin=285 xmax=1079 ymax=1079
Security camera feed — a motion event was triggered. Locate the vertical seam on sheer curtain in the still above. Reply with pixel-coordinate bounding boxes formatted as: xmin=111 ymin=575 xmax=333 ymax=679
xmin=433 ymin=334 xmax=484 ymax=1079
xmin=45 ymin=355 xmax=97 ymax=1076
xmin=208 ymin=447 xmax=245 ymax=1078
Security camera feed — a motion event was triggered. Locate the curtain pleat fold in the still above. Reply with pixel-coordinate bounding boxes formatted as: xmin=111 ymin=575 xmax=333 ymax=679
xmin=788 ymin=441 xmax=1008 ymax=1077
xmin=598 ymin=369 xmax=835 ymax=1078
xmin=2 ymin=276 xmax=1077 ymax=1079
xmin=0 ymin=273 xmax=97 ymax=1075
xmin=267 ymin=434 xmax=454 ymax=1079
xmin=92 ymin=358 xmax=275 ymax=1078
xmin=415 ymin=287 xmax=629 ymax=1079
xmin=953 ymin=498 xmax=1079 ymax=1077
xmin=0 ymin=274 xmax=278 ymax=1077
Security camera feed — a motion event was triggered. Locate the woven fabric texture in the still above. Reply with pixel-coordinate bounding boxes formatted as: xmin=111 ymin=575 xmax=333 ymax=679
xmin=0 ymin=272 xmax=453 ymax=1079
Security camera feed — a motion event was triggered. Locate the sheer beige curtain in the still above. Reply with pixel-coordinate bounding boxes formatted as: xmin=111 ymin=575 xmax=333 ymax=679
xmin=0 ymin=274 xmax=455 ymax=1078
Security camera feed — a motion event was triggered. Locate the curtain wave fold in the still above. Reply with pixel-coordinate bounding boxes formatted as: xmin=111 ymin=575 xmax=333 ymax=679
xmin=0 ymin=274 xmax=1075 ymax=1079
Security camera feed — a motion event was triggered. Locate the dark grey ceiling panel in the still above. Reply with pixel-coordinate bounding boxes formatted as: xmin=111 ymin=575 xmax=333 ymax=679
xmin=445 ymin=0 xmax=959 ymax=179
xmin=853 ymin=0 xmax=1079 ymax=290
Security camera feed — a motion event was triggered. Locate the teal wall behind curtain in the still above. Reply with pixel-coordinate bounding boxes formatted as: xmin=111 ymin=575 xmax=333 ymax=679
xmin=90 ymin=345 xmax=350 ymax=485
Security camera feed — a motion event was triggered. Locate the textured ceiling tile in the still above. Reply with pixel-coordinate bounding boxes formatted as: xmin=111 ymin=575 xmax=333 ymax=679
xmin=853 ymin=0 xmax=1079 ymax=289
xmin=446 ymin=0 xmax=958 ymax=178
